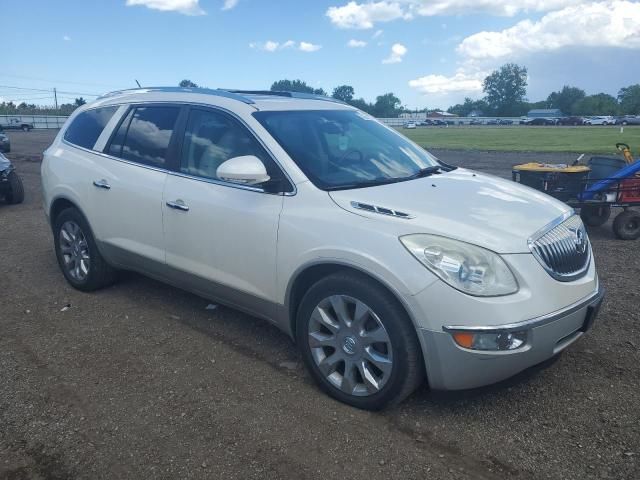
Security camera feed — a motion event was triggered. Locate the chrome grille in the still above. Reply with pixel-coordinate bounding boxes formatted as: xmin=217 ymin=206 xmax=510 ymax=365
xmin=529 ymin=214 xmax=590 ymax=282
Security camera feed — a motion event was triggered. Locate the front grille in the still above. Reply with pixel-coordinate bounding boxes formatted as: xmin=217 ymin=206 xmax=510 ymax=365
xmin=529 ymin=215 xmax=590 ymax=282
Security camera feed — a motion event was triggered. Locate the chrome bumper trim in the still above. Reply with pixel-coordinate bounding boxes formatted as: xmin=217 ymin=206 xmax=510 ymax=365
xmin=442 ymin=285 xmax=605 ymax=334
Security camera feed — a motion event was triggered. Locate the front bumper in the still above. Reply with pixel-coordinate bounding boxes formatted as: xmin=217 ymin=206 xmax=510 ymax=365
xmin=419 ymin=285 xmax=604 ymax=390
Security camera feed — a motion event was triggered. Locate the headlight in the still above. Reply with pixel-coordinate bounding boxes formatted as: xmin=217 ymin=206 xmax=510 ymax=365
xmin=399 ymin=234 xmax=518 ymax=296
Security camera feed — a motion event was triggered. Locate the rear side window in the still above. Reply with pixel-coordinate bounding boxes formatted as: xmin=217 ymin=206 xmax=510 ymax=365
xmin=64 ymin=106 xmax=118 ymax=150
xmin=108 ymin=106 xmax=180 ymax=168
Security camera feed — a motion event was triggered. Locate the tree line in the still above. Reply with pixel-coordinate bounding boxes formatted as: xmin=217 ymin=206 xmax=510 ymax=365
xmin=447 ymin=64 xmax=640 ymax=117
xmin=0 ymin=97 xmax=86 ymax=116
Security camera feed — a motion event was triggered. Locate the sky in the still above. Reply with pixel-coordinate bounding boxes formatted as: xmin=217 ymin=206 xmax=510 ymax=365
xmin=3 ymin=0 xmax=640 ymax=110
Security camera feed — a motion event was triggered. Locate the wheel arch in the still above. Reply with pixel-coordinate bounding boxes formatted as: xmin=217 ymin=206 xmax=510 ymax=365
xmin=49 ymin=196 xmax=97 ymax=240
xmin=285 ymin=260 xmax=419 ymax=338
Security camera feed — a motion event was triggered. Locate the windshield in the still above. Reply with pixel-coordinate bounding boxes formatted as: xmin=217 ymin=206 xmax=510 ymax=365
xmin=254 ymin=109 xmax=442 ymax=190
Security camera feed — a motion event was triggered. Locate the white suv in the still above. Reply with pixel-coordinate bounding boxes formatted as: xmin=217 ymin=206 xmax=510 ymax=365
xmin=42 ymin=87 xmax=603 ymax=409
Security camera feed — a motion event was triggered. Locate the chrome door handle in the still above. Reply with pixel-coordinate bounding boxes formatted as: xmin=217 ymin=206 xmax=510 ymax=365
xmin=92 ymin=179 xmax=111 ymax=190
xmin=166 ymin=200 xmax=189 ymax=212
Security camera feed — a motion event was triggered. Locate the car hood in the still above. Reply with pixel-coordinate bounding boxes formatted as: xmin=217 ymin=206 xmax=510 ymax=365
xmin=328 ymin=168 xmax=572 ymax=253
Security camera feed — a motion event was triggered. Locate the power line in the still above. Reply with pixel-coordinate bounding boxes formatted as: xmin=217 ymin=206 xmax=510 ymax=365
xmin=0 ymin=73 xmax=126 ymax=89
xmin=0 ymin=84 xmax=101 ymax=97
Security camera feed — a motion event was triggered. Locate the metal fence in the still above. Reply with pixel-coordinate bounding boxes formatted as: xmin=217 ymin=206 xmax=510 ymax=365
xmin=0 ymin=114 xmax=68 ymax=129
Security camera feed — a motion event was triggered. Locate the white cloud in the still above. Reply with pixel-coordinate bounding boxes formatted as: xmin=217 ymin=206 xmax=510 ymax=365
xmin=458 ymin=0 xmax=640 ymax=59
xmin=299 ymin=41 xmax=322 ymax=52
xmin=125 ymin=0 xmax=205 ymax=15
xmin=372 ymin=29 xmax=383 ymax=38
xmin=326 ymin=1 xmax=410 ymax=29
xmin=409 ymin=70 xmax=485 ymax=94
xmin=250 ymin=40 xmax=322 ymax=53
xmin=382 ymin=42 xmax=407 ymax=63
xmin=63 ymin=35 xmax=71 ymax=41
xmin=326 ymin=0 xmax=588 ymax=28
xmin=347 ymin=39 xmax=368 ymax=47
xmin=222 ymin=0 xmax=238 ymax=10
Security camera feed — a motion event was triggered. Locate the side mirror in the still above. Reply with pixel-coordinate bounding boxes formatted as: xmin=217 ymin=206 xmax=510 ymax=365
xmin=216 ymin=155 xmax=271 ymax=186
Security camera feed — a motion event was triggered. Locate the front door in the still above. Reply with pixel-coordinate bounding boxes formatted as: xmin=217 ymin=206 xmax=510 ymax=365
xmin=162 ymin=107 xmax=288 ymax=310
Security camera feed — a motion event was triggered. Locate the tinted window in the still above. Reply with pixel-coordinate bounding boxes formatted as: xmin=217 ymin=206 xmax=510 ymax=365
xmin=109 ymin=106 xmax=179 ymax=168
xmin=180 ymin=108 xmax=278 ymax=182
xmin=64 ymin=106 xmax=118 ymax=150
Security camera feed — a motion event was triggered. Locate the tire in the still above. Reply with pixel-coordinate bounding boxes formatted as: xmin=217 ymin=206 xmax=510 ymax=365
xmin=612 ymin=210 xmax=640 ymax=240
xmin=580 ymin=205 xmax=611 ymax=227
xmin=21 ymin=125 xmax=29 ymax=132
xmin=53 ymin=207 xmax=117 ymax=291
xmin=296 ymin=272 xmax=424 ymax=410
xmin=5 ymin=171 xmax=24 ymax=204
xmin=622 ymin=121 xmax=628 ymax=126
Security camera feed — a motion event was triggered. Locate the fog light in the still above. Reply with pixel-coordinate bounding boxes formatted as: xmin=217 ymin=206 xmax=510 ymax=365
xmin=452 ymin=331 xmax=527 ymax=351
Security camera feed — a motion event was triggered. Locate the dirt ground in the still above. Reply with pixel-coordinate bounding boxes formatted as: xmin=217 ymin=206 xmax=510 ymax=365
xmin=1 ymin=130 xmax=638 ymax=480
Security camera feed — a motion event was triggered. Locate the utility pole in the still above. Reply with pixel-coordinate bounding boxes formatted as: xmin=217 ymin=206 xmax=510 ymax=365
xmin=53 ymin=88 xmax=58 ymax=110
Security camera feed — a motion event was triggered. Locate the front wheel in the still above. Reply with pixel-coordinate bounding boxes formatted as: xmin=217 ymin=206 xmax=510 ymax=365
xmin=53 ymin=207 xmax=117 ymax=291
xmin=296 ymin=272 xmax=424 ymax=410
xmin=613 ymin=210 xmax=640 ymax=240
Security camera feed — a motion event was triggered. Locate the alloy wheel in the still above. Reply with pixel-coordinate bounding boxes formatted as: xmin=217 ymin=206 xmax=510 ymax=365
xmin=307 ymin=295 xmax=393 ymax=397
xmin=59 ymin=220 xmax=91 ymax=281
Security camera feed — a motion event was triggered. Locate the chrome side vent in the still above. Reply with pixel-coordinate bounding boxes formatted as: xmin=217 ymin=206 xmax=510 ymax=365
xmin=529 ymin=214 xmax=591 ymax=282
xmin=350 ymin=201 xmax=415 ymax=219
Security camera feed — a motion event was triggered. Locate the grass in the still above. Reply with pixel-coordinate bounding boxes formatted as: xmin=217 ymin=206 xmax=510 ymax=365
xmin=400 ymin=125 xmax=640 ymax=154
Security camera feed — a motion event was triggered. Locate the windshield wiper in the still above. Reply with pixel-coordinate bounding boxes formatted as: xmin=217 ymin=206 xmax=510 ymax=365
xmin=407 ymin=165 xmax=442 ymax=179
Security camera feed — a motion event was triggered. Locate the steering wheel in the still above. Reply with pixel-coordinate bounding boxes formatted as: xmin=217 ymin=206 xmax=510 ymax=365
xmin=336 ymin=148 xmax=363 ymax=164
xmin=616 ymin=142 xmax=630 ymax=151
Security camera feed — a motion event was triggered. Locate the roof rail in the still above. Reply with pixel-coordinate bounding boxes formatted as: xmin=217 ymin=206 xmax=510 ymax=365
xmin=97 ymin=87 xmax=255 ymax=104
xmin=221 ymin=89 xmax=347 ymax=105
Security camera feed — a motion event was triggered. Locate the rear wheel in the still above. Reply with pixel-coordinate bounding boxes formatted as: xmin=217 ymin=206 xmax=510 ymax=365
xmin=613 ymin=210 xmax=640 ymax=240
xmin=580 ymin=205 xmax=611 ymax=227
xmin=296 ymin=272 xmax=424 ymax=410
xmin=21 ymin=125 xmax=29 ymax=132
xmin=53 ymin=207 xmax=117 ymax=291
xmin=5 ymin=171 xmax=24 ymax=204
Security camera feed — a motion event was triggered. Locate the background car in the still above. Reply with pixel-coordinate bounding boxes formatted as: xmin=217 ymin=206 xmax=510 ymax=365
xmin=615 ymin=115 xmax=640 ymax=125
xmin=0 ymin=117 xmax=34 ymax=131
xmin=485 ymin=119 xmax=498 ymax=125
xmin=469 ymin=119 xmax=483 ymax=125
xmin=524 ymin=118 xmax=556 ymax=126
xmin=585 ymin=116 xmax=614 ymax=125
xmin=497 ymin=119 xmax=514 ymax=125
xmin=557 ymin=116 xmax=585 ymax=126
xmin=0 ymin=132 xmax=10 ymax=153
xmin=403 ymin=122 xmax=417 ymax=129
xmin=0 ymin=152 xmax=24 ymax=204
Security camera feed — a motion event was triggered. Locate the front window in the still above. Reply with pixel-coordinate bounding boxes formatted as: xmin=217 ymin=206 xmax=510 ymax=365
xmin=254 ymin=110 xmax=442 ymax=190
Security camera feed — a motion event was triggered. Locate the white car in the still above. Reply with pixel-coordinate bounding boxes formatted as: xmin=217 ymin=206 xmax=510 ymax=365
xmin=404 ymin=122 xmax=417 ymax=129
xmin=585 ymin=116 xmax=614 ymax=125
xmin=41 ymin=87 xmax=603 ymax=409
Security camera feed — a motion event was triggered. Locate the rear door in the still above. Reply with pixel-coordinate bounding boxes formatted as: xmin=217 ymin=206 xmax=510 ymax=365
xmin=162 ymin=106 xmax=290 ymax=307
xmin=90 ymin=104 xmax=183 ymax=269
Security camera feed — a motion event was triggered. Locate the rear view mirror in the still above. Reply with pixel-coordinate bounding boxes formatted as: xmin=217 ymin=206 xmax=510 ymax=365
xmin=216 ymin=155 xmax=271 ymax=186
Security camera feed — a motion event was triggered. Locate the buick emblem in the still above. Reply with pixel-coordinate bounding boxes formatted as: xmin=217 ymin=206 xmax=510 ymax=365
xmin=342 ymin=336 xmax=357 ymax=355
xmin=575 ymin=228 xmax=587 ymax=254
